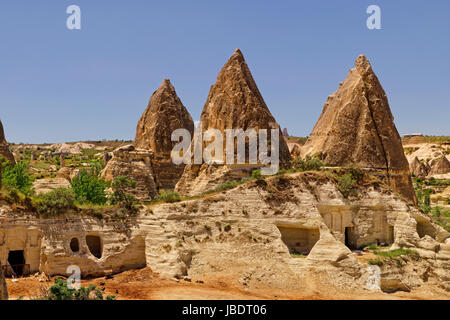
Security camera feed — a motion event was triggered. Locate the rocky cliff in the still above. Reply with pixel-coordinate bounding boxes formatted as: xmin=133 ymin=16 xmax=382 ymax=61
xmin=0 ymin=120 xmax=15 ymax=164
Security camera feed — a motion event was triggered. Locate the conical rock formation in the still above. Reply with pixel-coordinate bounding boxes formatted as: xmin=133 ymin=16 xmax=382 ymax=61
xmin=428 ymin=156 xmax=450 ymax=176
xmin=102 ymin=80 xmax=194 ymax=198
xmin=301 ymin=55 xmax=416 ymax=203
xmin=0 ymin=120 xmax=15 ymax=164
xmin=134 ymin=79 xmax=194 ymax=155
xmin=176 ymin=49 xmax=291 ymax=196
xmin=409 ymin=157 xmax=429 ymax=178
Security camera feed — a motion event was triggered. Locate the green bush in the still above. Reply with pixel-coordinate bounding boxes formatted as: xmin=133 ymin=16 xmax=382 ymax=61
xmin=109 ymin=176 xmax=138 ymax=215
xmin=71 ymin=170 xmax=108 ymax=205
xmin=36 ymin=188 xmax=76 ymax=216
xmin=292 ymin=156 xmax=323 ymax=172
xmin=1 ymin=160 xmax=34 ymax=195
xmin=157 ymin=190 xmax=182 ymax=203
xmin=45 ymin=278 xmax=115 ymax=300
xmin=336 ymin=173 xmax=357 ymax=198
xmin=251 ymin=169 xmax=263 ymax=180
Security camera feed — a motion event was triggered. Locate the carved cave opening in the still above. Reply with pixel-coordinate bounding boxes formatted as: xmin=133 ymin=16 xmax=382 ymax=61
xmin=70 ymin=238 xmax=80 ymax=253
xmin=7 ymin=250 xmax=26 ymax=277
xmin=86 ymin=235 xmax=102 ymax=259
xmin=277 ymin=226 xmax=320 ymax=255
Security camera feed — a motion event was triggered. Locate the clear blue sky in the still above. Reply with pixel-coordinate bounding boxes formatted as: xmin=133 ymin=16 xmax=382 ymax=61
xmin=0 ymin=0 xmax=449 ymax=143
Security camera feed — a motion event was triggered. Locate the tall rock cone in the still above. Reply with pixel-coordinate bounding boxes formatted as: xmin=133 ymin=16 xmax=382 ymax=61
xmin=301 ymin=55 xmax=416 ymax=204
xmin=176 ymin=49 xmax=291 ymax=196
xmin=0 ymin=120 xmax=15 ymax=164
xmin=410 ymin=157 xmax=429 ymax=178
xmin=101 ymin=80 xmax=194 ymax=198
xmin=134 ymin=79 xmax=195 ymax=155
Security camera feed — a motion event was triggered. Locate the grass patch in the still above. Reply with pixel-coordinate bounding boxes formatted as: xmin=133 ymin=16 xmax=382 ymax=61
xmin=368 ymin=258 xmax=383 ymax=266
xmin=373 ymin=248 xmax=419 ymax=259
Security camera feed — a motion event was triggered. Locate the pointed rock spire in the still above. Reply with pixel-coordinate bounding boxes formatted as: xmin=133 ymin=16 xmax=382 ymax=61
xmin=200 ymin=48 xmax=291 ymax=163
xmin=409 ymin=157 xmax=429 ymax=178
xmin=0 ymin=120 xmax=15 ymax=164
xmin=176 ymin=49 xmax=291 ymax=196
xmin=134 ymin=79 xmax=195 ymax=155
xmin=302 ymin=55 xmax=415 ymax=203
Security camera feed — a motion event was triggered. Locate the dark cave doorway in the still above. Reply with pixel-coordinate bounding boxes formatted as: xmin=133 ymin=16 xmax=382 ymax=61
xmin=7 ymin=250 xmax=26 ymax=277
xmin=345 ymin=227 xmax=357 ymax=250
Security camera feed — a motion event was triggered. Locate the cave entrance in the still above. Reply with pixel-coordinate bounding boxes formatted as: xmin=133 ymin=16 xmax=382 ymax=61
xmin=277 ymin=226 xmax=319 ymax=256
xmin=345 ymin=227 xmax=357 ymax=250
xmin=86 ymin=235 xmax=102 ymax=259
xmin=70 ymin=238 xmax=80 ymax=253
xmin=416 ymin=221 xmax=436 ymax=239
xmin=7 ymin=250 xmax=27 ymax=277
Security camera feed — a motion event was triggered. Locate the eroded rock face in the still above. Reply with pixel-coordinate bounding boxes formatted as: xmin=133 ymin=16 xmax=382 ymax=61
xmin=409 ymin=157 xmax=429 ymax=178
xmin=0 ymin=120 xmax=15 ymax=164
xmin=1 ymin=172 xmax=448 ymax=295
xmin=429 ymin=156 xmax=450 ymax=176
xmin=32 ymin=178 xmax=71 ymax=195
xmin=176 ymin=49 xmax=291 ymax=196
xmin=134 ymin=79 xmax=194 ymax=156
xmin=301 ymin=55 xmax=416 ymax=203
xmin=100 ymin=145 xmax=158 ymax=201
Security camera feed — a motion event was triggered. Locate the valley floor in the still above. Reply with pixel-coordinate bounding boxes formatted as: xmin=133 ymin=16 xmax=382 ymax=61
xmin=6 ymin=262 xmax=450 ymax=300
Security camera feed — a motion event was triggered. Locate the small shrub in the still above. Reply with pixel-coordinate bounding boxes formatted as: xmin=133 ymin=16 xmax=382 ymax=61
xmin=157 ymin=190 xmax=182 ymax=203
xmin=337 ymin=173 xmax=357 ymax=198
xmin=292 ymin=156 xmax=323 ymax=172
xmin=251 ymin=169 xmax=263 ymax=180
xmin=368 ymin=258 xmax=383 ymax=266
xmin=36 ymin=188 xmax=76 ymax=216
xmin=109 ymin=176 xmax=138 ymax=215
xmin=45 ymin=278 xmax=113 ymax=300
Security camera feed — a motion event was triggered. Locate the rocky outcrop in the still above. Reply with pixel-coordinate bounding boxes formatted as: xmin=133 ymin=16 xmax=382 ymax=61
xmin=176 ymin=49 xmax=291 ymax=196
xmin=102 ymin=80 xmax=195 ymax=194
xmin=1 ymin=171 xmax=448 ymax=295
xmin=301 ymin=55 xmax=416 ymax=204
xmin=134 ymin=79 xmax=194 ymax=156
xmin=0 ymin=120 xmax=15 ymax=164
xmin=0 ymin=263 xmax=7 ymax=300
xmin=32 ymin=178 xmax=71 ymax=195
xmin=428 ymin=156 xmax=450 ymax=176
xmin=288 ymin=143 xmax=302 ymax=159
xmin=100 ymin=145 xmax=158 ymax=201
xmin=409 ymin=157 xmax=429 ymax=178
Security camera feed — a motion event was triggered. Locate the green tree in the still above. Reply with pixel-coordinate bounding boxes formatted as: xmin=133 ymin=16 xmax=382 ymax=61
xmin=1 ymin=160 xmax=34 ymax=195
xmin=110 ymin=176 xmax=138 ymax=215
xmin=71 ymin=170 xmax=108 ymax=205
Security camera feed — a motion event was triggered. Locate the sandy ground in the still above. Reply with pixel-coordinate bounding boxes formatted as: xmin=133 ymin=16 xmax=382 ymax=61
xmin=5 ymin=265 xmax=450 ymax=300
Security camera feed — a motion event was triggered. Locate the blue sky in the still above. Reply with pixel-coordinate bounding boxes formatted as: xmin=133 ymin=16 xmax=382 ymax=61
xmin=0 ymin=0 xmax=449 ymax=143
